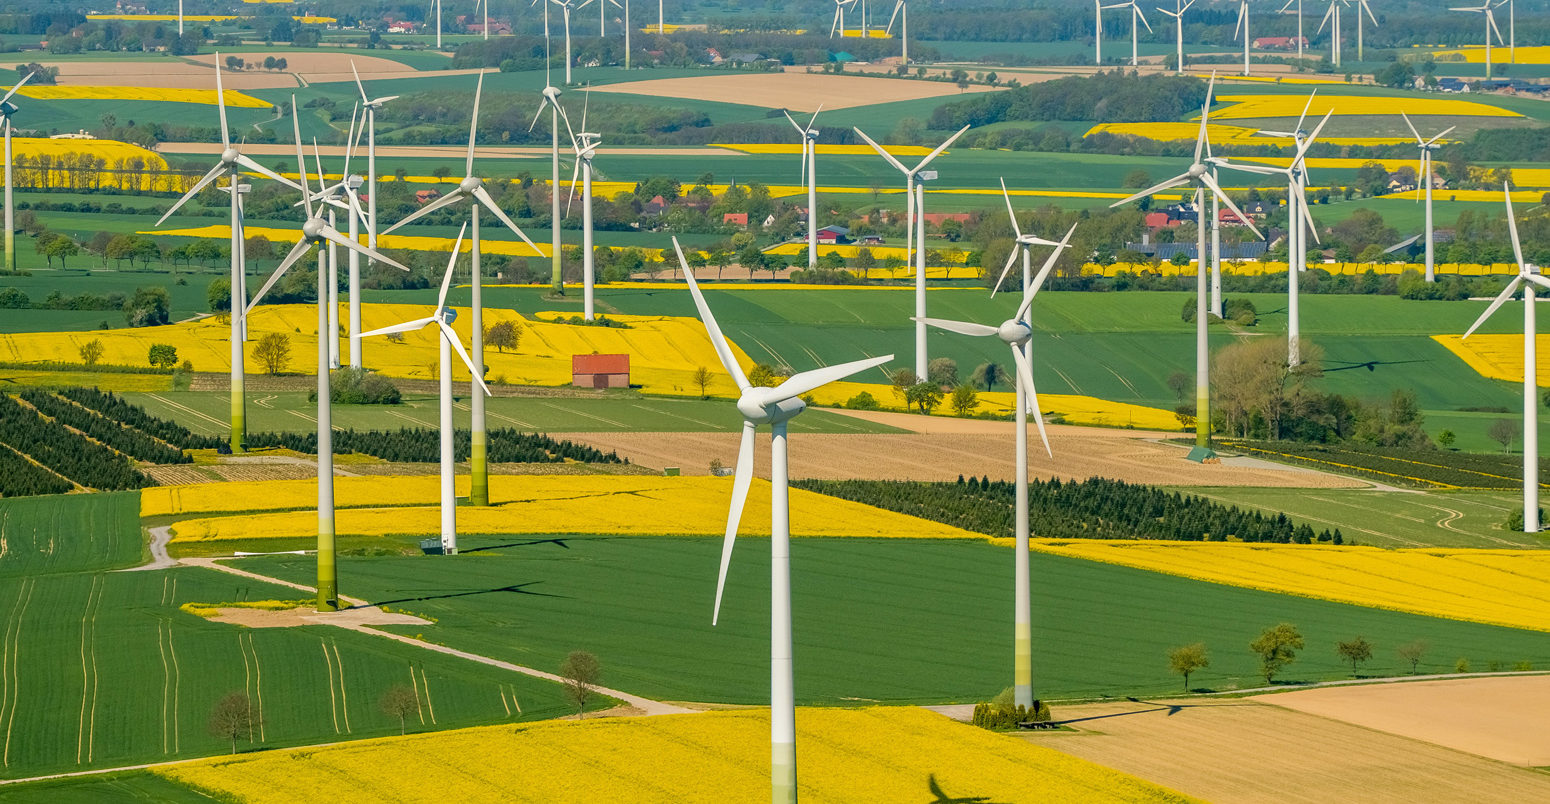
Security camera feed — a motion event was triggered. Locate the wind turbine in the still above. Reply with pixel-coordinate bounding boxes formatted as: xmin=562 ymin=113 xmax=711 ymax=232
xmin=562 ymin=90 xmax=604 ymax=319
xmin=1 ymin=71 xmax=35 ymax=274
xmin=830 ymin=0 xmax=856 ymax=37
xmin=384 ymin=71 xmax=540 ymax=507
xmin=1352 ymin=0 xmax=1377 ymax=62
xmin=1451 ymin=1 xmax=1504 ymax=81
xmin=1317 ymin=0 xmax=1344 ymax=67
xmin=152 ymin=59 xmax=300 ymax=453
xmin=531 ymin=84 xmax=566 ymax=293
xmin=538 ymin=0 xmax=591 ymax=85
xmin=433 ymin=0 xmax=443 ymax=49
xmin=916 ymin=217 xmax=1074 ymax=710
xmin=596 ymin=0 xmax=621 ymax=34
xmin=1504 ymin=0 xmax=1515 ymax=63
xmin=1095 ymin=0 xmax=1107 ymax=64
xmin=1158 ymin=0 xmax=1194 ymax=73
xmin=247 ymin=102 xmax=405 ymax=611
xmin=1111 ymin=76 xmax=1261 ymax=451
xmin=178 ymin=0 xmax=184 ymax=35
xmin=1279 ymin=0 xmax=1306 ymax=61
xmin=658 ymin=0 xmax=665 ymax=32
xmin=673 ymin=236 xmax=891 ymax=804
xmin=1400 ymin=112 xmax=1455 ymax=283
xmin=854 ymin=123 xmax=972 ymax=380
xmin=1211 ymin=100 xmax=1332 ymax=367
xmin=1462 ymin=185 xmax=1545 ymax=533
xmin=782 ymin=106 xmax=823 ymax=269
xmin=887 ymin=0 xmax=910 ymax=63
xmin=1233 ymin=0 xmax=1252 ymax=75
xmin=351 ymin=62 xmax=400 ymax=366
xmin=475 ymin=0 xmax=489 ymax=38
xmin=363 ymin=224 xmax=492 ymax=554
xmin=1108 ymin=0 xmax=1152 ymax=67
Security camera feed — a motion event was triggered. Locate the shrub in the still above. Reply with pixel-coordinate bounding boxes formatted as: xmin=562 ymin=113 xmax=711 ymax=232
xmin=329 ymin=367 xmax=402 ymax=405
xmin=971 ymin=698 xmax=1052 ymax=730
xmin=845 ymin=391 xmax=880 ymax=410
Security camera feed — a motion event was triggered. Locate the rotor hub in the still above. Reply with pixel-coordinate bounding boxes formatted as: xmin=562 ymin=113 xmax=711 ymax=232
xmin=220 ymin=147 xmax=240 ymax=164
xmin=997 ymin=319 xmax=1032 ymax=346
xmin=302 ymin=218 xmax=327 ymax=240
xmin=460 ymin=175 xmax=482 ymax=192
xmin=736 ymin=389 xmax=805 ymax=424
xmin=0 ymin=103 xmax=16 ymax=117
xmin=1188 ymin=162 xmax=1207 ymax=178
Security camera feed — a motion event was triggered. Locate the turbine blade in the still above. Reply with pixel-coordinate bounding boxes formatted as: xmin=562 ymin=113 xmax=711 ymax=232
xmin=1194 ymin=74 xmax=1216 ymax=163
xmin=351 ymin=60 xmax=369 ymax=103
xmin=1464 ymin=275 xmax=1522 ymax=339
xmin=567 ymin=157 xmax=581 ymax=216
xmin=853 ymin=126 xmax=910 ymax=174
xmin=1010 ymin=343 xmax=1053 ymax=458
xmin=914 ymin=317 xmax=999 ymax=337
xmin=473 ymin=185 xmax=540 ymax=253
xmin=781 ymin=108 xmax=805 ymax=135
xmin=1212 ymin=160 xmax=1285 ymax=176
xmin=1425 ymin=126 xmax=1457 ymax=146
xmin=806 ymin=103 xmax=823 ymax=133
xmin=768 ymin=354 xmax=895 ymax=402
xmin=467 ymin=70 xmax=484 ymax=177
xmin=991 ymin=241 xmax=1021 ymax=299
xmin=0 ymin=69 xmax=34 ymax=107
xmin=234 ymin=153 xmax=302 ymax=191
xmin=711 ymin=421 xmax=757 ymax=626
xmin=437 ymin=222 xmax=469 ymax=312
xmin=382 ymin=189 xmax=467 ymax=235
xmin=1000 ymin=178 xmax=1022 ymax=239
xmin=1295 ymin=89 xmax=1316 ymax=134
xmin=214 ymin=58 xmax=230 ymax=150
xmin=440 ymin=319 xmax=492 ymax=397
xmin=1299 ymin=192 xmax=1321 ymax=244
xmin=1505 ymin=183 xmax=1525 ymax=269
xmin=320 ymin=225 xmax=409 ymax=272
xmin=361 ymin=316 xmax=436 ymax=338
xmin=343 ymin=103 xmax=359 ymax=177
xmin=156 ymin=163 xmax=226 ymax=226
xmin=673 ymin=237 xmax=750 ymax=391
xmin=291 ymin=96 xmax=312 ymax=218
xmin=913 ymin=125 xmax=970 ymax=173
xmin=1017 ymin=223 xmax=1077 ymax=322
xmin=247 ymin=237 xmax=312 ymax=315
xmin=1202 ymin=172 xmax=1262 ymax=240
xmin=1110 ymin=174 xmax=1191 ymax=207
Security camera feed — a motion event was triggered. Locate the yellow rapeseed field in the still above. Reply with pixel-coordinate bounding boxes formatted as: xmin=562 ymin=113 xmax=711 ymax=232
xmin=1086 ymin=122 xmax=1415 ymax=147
xmin=711 ymin=143 xmax=933 ymax=156
xmin=149 ymin=224 xmax=553 ymax=258
xmin=1433 ymin=45 xmax=1550 ymax=65
xmin=1211 ymin=94 xmax=1520 ymax=119
xmin=1029 ymin=540 xmax=1550 ymax=633
xmin=1433 ymin=334 xmax=1550 ymax=386
xmin=1081 ymin=260 xmax=1512 ymax=278
xmin=156 ymin=706 xmax=1196 ymax=804
xmin=1381 ymin=188 xmax=1546 ymax=203
xmin=160 ymin=475 xmax=987 ymax=542
xmin=7 ymin=86 xmax=271 ymax=107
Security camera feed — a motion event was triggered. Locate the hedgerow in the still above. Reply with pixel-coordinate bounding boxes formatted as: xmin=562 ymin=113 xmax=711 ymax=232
xmin=56 ymin=386 xmax=225 ymax=450
xmin=18 ymin=388 xmax=188 ymax=464
xmin=244 ymin=427 xmax=626 ymax=465
xmin=0 ymin=393 xmax=151 ymax=490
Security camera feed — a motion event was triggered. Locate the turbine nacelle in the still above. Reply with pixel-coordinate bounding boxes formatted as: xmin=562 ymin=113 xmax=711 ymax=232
xmin=737 ymin=391 xmax=806 ymax=425
xmin=997 ymin=319 xmax=1033 ymax=345
xmin=301 ymin=217 xmax=328 ymax=241
xmin=543 ymin=86 xmax=563 ymax=101
xmin=0 ymin=102 xmax=17 ymax=117
xmin=1188 ymin=162 xmax=1208 ymax=178
xmin=219 ymin=147 xmax=241 ymax=165
xmin=459 ymin=175 xmax=484 ymax=193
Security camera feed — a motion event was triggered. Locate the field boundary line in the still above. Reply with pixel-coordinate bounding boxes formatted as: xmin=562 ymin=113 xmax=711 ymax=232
xmin=321 ymin=639 xmax=341 ymax=734
xmin=156 ymin=619 xmax=170 ymax=755
xmin=167 ymin=616 xmax=180 ymax=754
xmin=146 ymin=394 xmax=227 ymax=431
xmin=409 ymin=664 xmax=426 ymax=725
xmin=631 ymin=403 xmax=720 ymax=429
xmin=419 ymin=666 xmax=436 ymax=725
xmin=331 ymin=640 xmax=351 ymax=733
xmin=248 ymin=633 xmax=266 ymax=742
xmin=538 ymin=401 xmax=628 ymax=429
xmin=3 ymin=579 xmax=35 ymax=768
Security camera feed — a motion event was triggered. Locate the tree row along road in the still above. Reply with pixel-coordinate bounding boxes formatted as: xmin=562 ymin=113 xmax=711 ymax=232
xmin=156 ymin=142 xmax=745 ymax=158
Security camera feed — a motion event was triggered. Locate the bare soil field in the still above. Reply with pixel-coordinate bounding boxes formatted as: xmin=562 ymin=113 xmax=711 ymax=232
xmin=592 ymin=72 xmax=1003 ymax=112
xmin=0 ymin=59 xmax=293 ymax=89
xmin=186 ymin=51 xmax=433 ymax=80
xmin=1261 ymin=675 xmax=1550 ymax=766
xmin=205 ymin=605 xmax=430 ymax=629
xmin=1019 ymin=698 xmax=1550 ymax=803
xmin=550 ymin=428 xmax=1364 ymax=487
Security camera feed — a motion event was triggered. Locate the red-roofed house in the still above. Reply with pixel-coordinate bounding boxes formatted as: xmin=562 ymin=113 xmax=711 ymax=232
xmin=722 ymin=212 xmax=748 ymax=227
xmin=922 ymin=212 xmax=972 ymax=226
xmin=572 ymin=354 xmax=630 ymax=388
xmin=416 ymin=189 xmax=441 ymax=204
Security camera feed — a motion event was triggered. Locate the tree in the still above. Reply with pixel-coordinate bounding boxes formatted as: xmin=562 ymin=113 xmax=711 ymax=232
xmin=1122 ymin=169 xmax=1153 ymax=189
xmin=484 ymin=320 xmax=522 ymax=353
xmin=559 ymin=650 xmax=602 ymax=718
xmin=1488 ymin=418 xmax=1520 ymax=453
xmin=1249 ymin=623 xmax=1304 ymax=684
xmin=44 ymin=236 xmax=78 ymax=268
xmin=1437 ymin=429 xmax=1456 ymax=449
xmin=927 ymin=357 xmax=958 ymax=387
xmin=1166 ymin=371 xmax=1191 ymax=400
xmin=1168 ymin=643 xmax=1210 ymax=692
xmin=207 ymin=691 xmax=257 ymax=754
xmin=1396 ymin=640 xmax=1428 ymax=674
xmin=970 ymin=362 xmax=1006 ymax=391
xmin=122 ymin=286 xmax=171 ymax=327
xmin=747 ymin=363 xmax=784 ymax=388
xmin=906 ymin=382 xmax=944 ymax=414
xmin=254 ymin=332 xmax=291 ymax=375
xmin=949 ymin=384 xmax=979 ymax=416
xmin=78 ymin=339 xmax=104 ymax=368
xmin=148 ymin=344 xmax=178 ymax=369
xmin=207 ymin=277 xmax=232 ymax=314
xmin=889 ymin=368 xmax=919 ymax=402
xmin=692 ymin=366 xmax=714 ymax=399
xmin=1336 ymin=636 xmax=1374 ymax=676
xmin=379 ymin=684 xmax=420 ymax=735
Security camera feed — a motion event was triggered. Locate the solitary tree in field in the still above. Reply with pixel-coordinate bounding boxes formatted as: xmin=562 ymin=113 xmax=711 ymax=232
xmin=78 ymin=339 xmax=104 ymax=368
xmin=1249 ymin=623 xmax=1304 ymax=684
xmin=208 ymin=691 xmax=258 ymax=754
xmin=692 ymin=365 xmax=714 ymax=399
xmin=559 ymin=650 xmax=602 ymax=719
xmin=484 ymin=320 xmax=522 ymax=353
xmin=254 ymin=332 xmax=291 ymax=375
xmin=1166 ymin=371 xmax=1191 ymax=400
xmin=906 ymin=382 xmax=944 ymax=415
xmin=148 ymin=343 xmax=178 ymax=369
xmin=379 ymin=684 xmax=420 ymax=735
xmin=1396 ymin=640 xmax=1428 ymax=674
xmin=1488 ymin=418 xmax=1520 ymax=453
xmin=970 ymin=362 xmax=1006 ymax=391
xmin=1336 ymin=636 xmax=1374 ymax=676
xmin=1168 ymin=643 xmax=1210 ymax=692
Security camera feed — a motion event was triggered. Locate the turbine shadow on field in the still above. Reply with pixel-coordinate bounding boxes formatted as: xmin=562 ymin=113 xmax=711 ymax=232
xmin=927 ymin=774 xmax=1005 ymax=804
xmin=368 ymin=581 xmax=568 ymax=607
xmin=1051 ymin=698 xmax=1247 ymax=726
xmin=460 ymin=537 xmax=586 ymax=553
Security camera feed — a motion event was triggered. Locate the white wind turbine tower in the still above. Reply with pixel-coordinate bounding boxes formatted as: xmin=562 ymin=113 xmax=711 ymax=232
xmin=830 ymin=0 xmax=856 ymax=37
xmin=433 ymin=0 xmax=443 ymax=48
xmin=363 ymin=225 xmax=492 ymax=554
xmin=1451 ymin=1 xmax=1504 ymax=81
xmin=596 ymin=0 xmax=621 ymax=34
xmin=1399 ymin=112 xmax=1455 ymax=283
xmin=917 ymin=213 xmax=1074 ymax=710
xmin=1463 ymin=185 xmax=1544 ymax=533
xmin=1279 ymin=0 xmax=1306 ymax=61
xmin=781 ymin=106 xmax=823 ymax=269
xmin=1352 ymin=0 xmax=1377 ymax=62
xmin=475 ymin=0 xmax=489 ymax=38
xmin=385 ymin=71 xmax=540 ymax=506
xmin=1158 ymin=0 xmax=1194 ymax=73
xmin=246 ymin=103 xmax=407 ymax=610
xmin=673 ymin=236 xmax=891 ymax=804
xmin=1211 ymin=102 xmax=1332 ymax=367
xmin=178 ymin=1 xmax=184 ymax=35
xmin=561 ymin=89 xmax=603 ymax=319
xmin=531 ymin=84 xmax=566 ymax=293
xmin=1 ymin=72 xmax=36 ymax=274
xmin=538 ymin=0 xmax=591 ymax=85
xmin=1111 ymin=76 xmax=1260 ymax=451
xmin=153 ymin=59 xmax=300 ymax=453
xmin=1504 ymin=0 xmax=1515 ymax=64
xmin=1094 ymin=0 xmax=1107 ymax=64
xmin=1106 ymin=0 xmax=1152 ymax=67
xmin=854 ymin=123 xmax=971 ymax=380
xmin=658 ymin=0 xmax=665 ymax=32
xmin=1233 ymin=0 xmax=1252 ymax=76
xmin=887 ymin=0 xmax=909 ymax=64
xmin=1317 ymin=0 xmax=1344 ymax=67
xmin=351 ymin=62 xmax=400 ymax=366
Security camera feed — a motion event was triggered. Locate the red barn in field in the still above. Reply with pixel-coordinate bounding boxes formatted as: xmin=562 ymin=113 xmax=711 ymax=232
xmin=572 ymin=354 xmax=630 ymax=388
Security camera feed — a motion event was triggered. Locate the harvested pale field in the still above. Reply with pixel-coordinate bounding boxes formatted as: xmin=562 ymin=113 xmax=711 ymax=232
xmin=196 ymin=604 xmax=431 ymax=629
xmin=1261 ymin=676 xmax=1550 ymax=766
xmin=592 ymin=72 xmax=1003 ymax=112
xmin=0 ymin=59 xmax=295 ymax=90
xmin=550 ymin=428 xmax=1364 ymax=487
xmin=185 ymin=51 xmax=436 ymax=78
xmin=1018 ymin=697 xmax=1550 ymax=804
